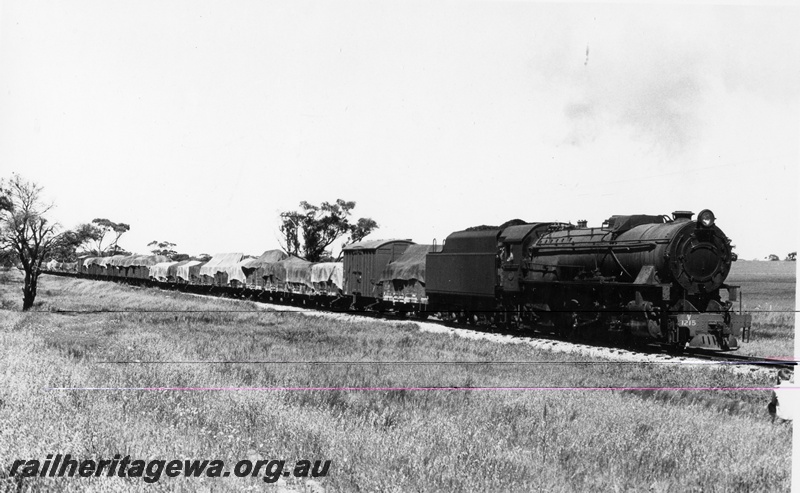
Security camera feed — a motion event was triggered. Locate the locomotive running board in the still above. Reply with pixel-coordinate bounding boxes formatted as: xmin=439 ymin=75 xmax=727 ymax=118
xmin=522 ymin=280 xmax=671 ymax=300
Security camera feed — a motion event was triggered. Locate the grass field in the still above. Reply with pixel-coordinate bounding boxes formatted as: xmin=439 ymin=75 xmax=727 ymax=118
xmin=0 ymin=270 xmax=793 ymax=492
xmin=726 ymin=260 xmax=796 ymax=359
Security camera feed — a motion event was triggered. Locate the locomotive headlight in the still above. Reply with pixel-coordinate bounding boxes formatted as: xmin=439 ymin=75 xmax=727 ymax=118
xmin=698 ymin=209 xmax=715 ymax=228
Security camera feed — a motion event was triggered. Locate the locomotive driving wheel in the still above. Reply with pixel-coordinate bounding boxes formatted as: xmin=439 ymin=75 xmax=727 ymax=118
xmin=558 ymin=299 xmax=581 ymax=340
xmin=493 ymin=303 xmax=515 ymax=331
xmin=496 ymin=304 xmax=525 ymax=332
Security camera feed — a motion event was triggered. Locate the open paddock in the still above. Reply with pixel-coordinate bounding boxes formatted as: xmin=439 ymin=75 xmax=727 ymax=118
xmin=0 ymin=270 xmax=792 ymax=492
xmin=727 ymin=260 xmax=796 ymax=359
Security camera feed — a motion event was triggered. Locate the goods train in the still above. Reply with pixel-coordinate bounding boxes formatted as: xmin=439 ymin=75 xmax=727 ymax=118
xmin=45 ymin=209 xmax=750 ymax=351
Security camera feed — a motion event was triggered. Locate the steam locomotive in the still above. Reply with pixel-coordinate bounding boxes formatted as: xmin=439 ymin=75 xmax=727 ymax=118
xmin=348 ymin=209 xmax=749 ymax=351
xmin=51 ymin=209 xmax=749 ymax=352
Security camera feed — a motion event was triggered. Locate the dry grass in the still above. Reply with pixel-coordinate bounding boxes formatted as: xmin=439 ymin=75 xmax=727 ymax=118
xmin=727 ymin=260 xmax=796 ymax=359
xmin=0 ymin=271 xmax=792 ymax=492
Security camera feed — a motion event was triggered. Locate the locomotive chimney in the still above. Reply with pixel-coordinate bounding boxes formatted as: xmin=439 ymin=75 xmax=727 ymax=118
xmin=577 ymin=220 xmax=587 ymax=228
xmin=672 ymin=211 xmax=693 ymax=221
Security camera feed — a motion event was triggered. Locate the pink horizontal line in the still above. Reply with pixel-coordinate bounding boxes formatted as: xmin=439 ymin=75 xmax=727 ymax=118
xmin=43 ymin=386 xmax=788 ymax=392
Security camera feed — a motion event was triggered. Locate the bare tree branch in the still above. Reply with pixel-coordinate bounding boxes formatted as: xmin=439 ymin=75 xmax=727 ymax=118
xmin=0 ymin=174 xmax=63 ymax=310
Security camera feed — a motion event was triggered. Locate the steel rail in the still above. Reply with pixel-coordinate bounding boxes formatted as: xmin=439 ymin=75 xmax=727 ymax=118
xmin=40 ymin=271 xmax=795 ymax=372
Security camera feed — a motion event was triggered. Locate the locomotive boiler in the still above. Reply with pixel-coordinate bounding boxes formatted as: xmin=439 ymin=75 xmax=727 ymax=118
xmin=513 ymin=210 xmax=748 ymax=350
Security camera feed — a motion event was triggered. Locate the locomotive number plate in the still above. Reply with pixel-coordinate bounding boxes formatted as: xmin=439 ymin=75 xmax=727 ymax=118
xmin=674 ymin=313 xmax=721 ymax=331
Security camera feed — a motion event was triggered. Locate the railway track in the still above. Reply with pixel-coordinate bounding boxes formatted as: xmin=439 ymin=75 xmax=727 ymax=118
xmin=433 ymin=315 xmax=796 ymax=371
xmin=43 ymin=271 xmax=795 ymax=372
xmin=685 ymin=349 xmax=796 ymax=371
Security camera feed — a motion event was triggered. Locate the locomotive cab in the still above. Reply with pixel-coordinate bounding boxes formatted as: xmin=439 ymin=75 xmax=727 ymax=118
xmin=499 ymin=223 xmax=569 ymax=293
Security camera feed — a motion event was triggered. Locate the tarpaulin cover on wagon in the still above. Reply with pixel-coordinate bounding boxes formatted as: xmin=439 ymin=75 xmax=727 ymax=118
xmin=379 ymin=244 xmax=433 ymax=283
xmin=82 ymin=257 xmax=103 ymax=267
xmin=283 ymin=257 xmax=313 ymax=286
xmin=168 ymin=260 xmax=192 ymax=279
xmin=240 ymin=250 xmax=288 ymax=271
xmin=311 ymin=262 xmax=343 ymax=289
xmin=199 ymin=253 xmax=245 ymax=283
xmin=149 ymin=261 xmax=179 ymax=280
xmin=110 ymin=255 xmax=169 ymax=267
xmin=175 ymin=260 xmax=202 ymax=281
xmin=265 ymin=257 xmax=312 ymax=286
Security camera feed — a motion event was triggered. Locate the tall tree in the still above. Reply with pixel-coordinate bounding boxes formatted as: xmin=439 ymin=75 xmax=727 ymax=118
xmin=48 ymin=223 xmax=103 ymax=262
xmin=279 ymin=199 xmax=378 ymax=262
xmin=0 ymin=175 xmax=63 ymax=310
xmin=91 ymin=218 xmax=130 ymax=256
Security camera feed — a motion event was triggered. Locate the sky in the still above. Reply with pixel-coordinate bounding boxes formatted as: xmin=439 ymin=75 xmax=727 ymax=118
xmin=0 ymin=1 xmax=798 ymax=260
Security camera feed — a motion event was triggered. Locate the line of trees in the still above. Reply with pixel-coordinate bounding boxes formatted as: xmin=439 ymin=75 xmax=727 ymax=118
xmin=1 ymin=173 xmax=377 ymax=310
xmin=0 ymin=175 xmax=132 ymax=310
xmin=146 ymin=198 xmax=377 ymax=264
xmin=766 ymin=253 xmax=796 ymax=261
xmin=46 ymin=219 xmax=132 ymax=262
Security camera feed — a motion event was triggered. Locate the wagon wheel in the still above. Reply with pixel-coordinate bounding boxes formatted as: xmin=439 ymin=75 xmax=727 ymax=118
xmin=490 ymin=311 xmax=504 ymax=331
xmin=457 ymin=311 xmax=478 ymax=325
xmin=434 ymin=312 xmax=455 ymax=322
